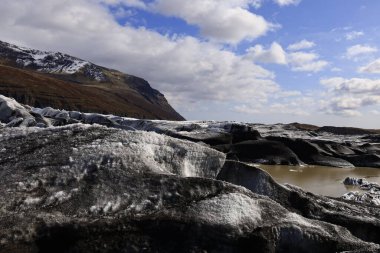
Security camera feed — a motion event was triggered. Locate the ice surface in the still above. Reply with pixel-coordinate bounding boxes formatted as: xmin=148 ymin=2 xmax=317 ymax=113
xmin=1 ymin=94 xmax=379 ymax=251
xmin=188 ymin=192 xmax=262 ymax=229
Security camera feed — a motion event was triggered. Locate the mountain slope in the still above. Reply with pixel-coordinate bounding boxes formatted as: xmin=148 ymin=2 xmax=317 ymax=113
xmin=0 ymin=40 xmax=184 ymax=120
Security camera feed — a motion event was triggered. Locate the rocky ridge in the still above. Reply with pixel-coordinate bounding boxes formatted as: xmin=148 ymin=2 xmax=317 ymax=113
xmin=0 ymin=40 xmax=105 ymax=80
xmin=1 ymin=95 xmax=380 ymax=252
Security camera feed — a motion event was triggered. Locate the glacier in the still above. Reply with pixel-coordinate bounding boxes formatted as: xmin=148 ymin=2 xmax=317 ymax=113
xmin=1 ymin=94 xmax=380 ymax=252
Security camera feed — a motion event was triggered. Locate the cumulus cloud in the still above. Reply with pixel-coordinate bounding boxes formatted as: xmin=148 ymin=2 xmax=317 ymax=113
xmin=234 ymin=104 xmax=310 ymax=116
xmin=323 ymin=96 xmax=378 ymax=117
xmin=245 ymin=41 xmax=328 ymax=72
xmin=245 ymin=42 xmax=287 ymax=64
xmin=284 ymin=40 xmax=328 ymax=72
xmin=321 ymin=77 xmax=380 ymax=94
xmin=288 ymin=52 xmax=328 ymax=72
xmin=345 ymin=31 xmax=364 ymax=41
xmin=0 ymin=0 xmax=281 ymax=112
xmin=371 ymin=110 xmax=380 ymax=115
xmin=320 ymin=77 xmax=380 ymax=117
xmin=274 ymin=90 xmax=302 ymax=98
xmin=331 ymin=67 xmax=342 ymax=72
xmin=234 ymin=95 xmax=313 ymax=116
xmin=358 ymin=59 xmax=380 ymax=74
xmin=274 ymin=0 xmax=301 ymax=6
xmin=345 ymin=44 xmax=378 ymax=59
xmin=287 ymin=40 xmax=315 ymax=51
xmin=101 ymin=0 xmax=147 ymax=8
xmin=150 ymin=0 xmax=274 ymax=44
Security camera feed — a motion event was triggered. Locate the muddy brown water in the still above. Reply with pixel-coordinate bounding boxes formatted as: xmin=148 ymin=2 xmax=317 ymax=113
xmin=256 ymin=165 xmax=380 ymax=197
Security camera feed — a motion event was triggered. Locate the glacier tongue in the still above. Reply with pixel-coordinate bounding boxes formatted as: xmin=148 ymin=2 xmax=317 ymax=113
xmin=1 ymin=94 xmax=380 ymax=252
xmin=1 ymin=122 xmax=379 ymax=252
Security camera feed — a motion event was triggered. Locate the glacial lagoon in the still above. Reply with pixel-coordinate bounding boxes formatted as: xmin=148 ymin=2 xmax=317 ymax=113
xmin=257 ymin=164 xmax=380 ymax=197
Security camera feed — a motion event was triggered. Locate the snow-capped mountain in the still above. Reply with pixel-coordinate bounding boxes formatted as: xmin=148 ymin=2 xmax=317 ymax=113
xmin=0 ymin=40 xmax=107 ymax=81
xmin=0 ymin=40 xmax=184 ymax=120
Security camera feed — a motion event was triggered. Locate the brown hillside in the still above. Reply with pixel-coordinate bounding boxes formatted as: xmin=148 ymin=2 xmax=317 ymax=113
xmin=0 ymin=65 xmax=184 ymax=120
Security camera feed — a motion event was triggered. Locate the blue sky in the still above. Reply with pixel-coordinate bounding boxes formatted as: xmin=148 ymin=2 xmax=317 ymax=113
xmin=1 ymin=0 xmax=380 ymax=127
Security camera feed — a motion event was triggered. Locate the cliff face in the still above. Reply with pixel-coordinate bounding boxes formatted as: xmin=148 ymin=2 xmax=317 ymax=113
xmin=0 ymin=40 xmax=184 ymax=120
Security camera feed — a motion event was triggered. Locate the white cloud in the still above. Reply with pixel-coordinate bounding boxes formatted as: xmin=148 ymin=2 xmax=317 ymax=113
xmin=288 ymin=52 xmax=328 ymax=72
xmin=345 ymin=31 xmax=364 ymax=41
xmin=274 ymin=0 xmax=301 ymax=6
xmin=246 ymin=41 xmax=328 ymax=72
xmin=358 ymin=58 xmax=380 ymax=74
xmin=233 ymin=105 xmax=261 ymax=114
xmin=321 ymin=77 xmax=380 ymax=94
xmin=113 ymin=7 xmax=136 ymax=18
xmin=251 ymin=0 xmax=264 ymax=9
xmin=287 ymin=40 xmax=315 ymax=51
xmin=274 ymin=90 xmax=302 ymax=98
xmin=234 ymin=95 xmax=312 ymax=116
xmin=323 ymin=96 xmax=378 ymax=117
xmin=331 ymin=67 xmax=342 ymax=72
xmin=246 ymin=42 xmax=287 ymax=64
xmin=100 ymin=0 xmax=147 ymax=8
xmin=0 ymin=0 xmax=281 ymax=111
xmin=150 ymin=0 xmax=274 ymax=44
xmin=320 ymin=77 xmax=380 ymax=117
xmin=345 ymin=44 xmax=378 ymax=59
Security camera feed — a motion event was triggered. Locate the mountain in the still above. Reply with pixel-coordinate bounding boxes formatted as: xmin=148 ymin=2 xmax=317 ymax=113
xmin=0 ymin=40 xmax=184 ymax=120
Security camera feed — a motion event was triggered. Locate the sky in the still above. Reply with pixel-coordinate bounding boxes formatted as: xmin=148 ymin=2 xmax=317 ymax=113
xmin=1 ymin=0 xmax=380 ymax=128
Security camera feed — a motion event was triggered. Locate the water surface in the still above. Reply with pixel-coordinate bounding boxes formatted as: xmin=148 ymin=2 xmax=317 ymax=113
xmin=257 ymin=165 xmax=380 ymax=197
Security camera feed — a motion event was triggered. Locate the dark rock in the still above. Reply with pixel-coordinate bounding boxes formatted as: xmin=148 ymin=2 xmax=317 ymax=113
xmin=343 ymin=177 xmax=369 ymax=186
xmin=227 ymin=139 xmax=303 ymax=165
xmin=363 ymin=135 xmax=380 ymax=143
xmin=5 ymin=117 xmax=24 ymax=127
xmin=317 ymin=126 xmax=377 ymax=135
xmin=285 ymin=122 xmax=320 ymax=131
xmin=315 ymin=141 xmax=356 ymax=155
xmin=266 ymin=137 xmax=355 ymax=168
xmin=360 ymin=143 xmax=380 ymax=154
xmin=68 ymin=111 xmax=83 ymax=120
xmin=175 ymin=123 xmax=203 ymax=132
xmin=226 ymin=123 xmax=262 ymax=143
xmin=345 ymin=154 xmax=380 ymax=168
xmin=217 ymin=160 xmax=290 ymax=200
xmin=307 ymin=154 xmax=355 ymax=168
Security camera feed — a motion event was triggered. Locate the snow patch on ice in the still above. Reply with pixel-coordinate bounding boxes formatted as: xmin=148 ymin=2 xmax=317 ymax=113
xmin=89 ymin=197 xmax=122 ymax=214
xmin=24 ymin=197 xmax=42 ymax=205
xmin=46 ymin=191 xmax=72 ymax=205
xmin=188 ymin=193 xmax=262 ymax=230
xmin=285 ymin=212 xmax=322 ymax=230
